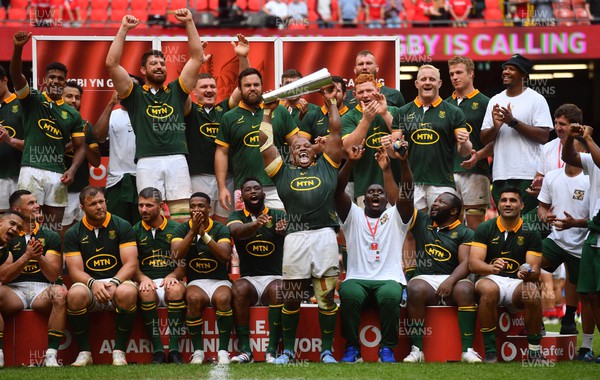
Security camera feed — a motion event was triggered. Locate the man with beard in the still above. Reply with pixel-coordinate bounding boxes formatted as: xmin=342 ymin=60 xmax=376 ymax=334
xmin=64 ymin=186 xmax=139 ymax=366
xmin=10 ymin=32 xmax=86 ymax=231
xmin=342 ymin=73 xmax=400 ymax=206
xmin=170 ymin=193 xmax=233 ymax=365
xmin=184 ymin=35 xmax=249 ymax=223
xmin=133 ymin=187 xmax=186 ymax=364
xmin=257 ymin=86 xmax=342 ymax=364
xmin=344 ymin=50 xmax=405 ymax=108
xmin=227 ymin=178 xmax=286 ymax=364
xmin=335 ymin=142 xmax=412 ymax=363
xmin=469 ymin=187 xmax=545 ymax=364
xmin=215 ymin=68 xmax=298 ymax=211
xmin=61 ymin=81 xmax=101 ymax=235
xmin=106 ymin=10 xmax=206 ymax=223
xmin=0 ymin=191 xmax=61 ymax=367
xmin=481 ymin=54 xmax=552 ymax=214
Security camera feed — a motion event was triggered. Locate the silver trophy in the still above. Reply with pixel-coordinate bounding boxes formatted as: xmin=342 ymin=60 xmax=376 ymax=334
xmin=262 ymin=68 xmax=333 ymax=103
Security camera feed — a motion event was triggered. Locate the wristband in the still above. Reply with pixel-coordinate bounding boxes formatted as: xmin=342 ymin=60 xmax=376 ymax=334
xmin=508 ymin=119 xmax=519 ymax=128
xmin=264 ymin=109 xmax=272 ymax=116
xmin=109 ymin=277 xmax=122 ymax=286
xmin=87 ymin=278 xmax=96 ymax=289
xmin=201 ymin=233 xmax=212 ymax=244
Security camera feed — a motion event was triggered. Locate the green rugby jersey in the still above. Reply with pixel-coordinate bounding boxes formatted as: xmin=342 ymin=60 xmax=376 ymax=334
xmin=342 ymin=104 xmax=401 ymax=198
xmin=280 ymin=100 xmax=319 ymax=129
xmin=227 ymin=207 xmax=285 ymax=277
xmin=120 ymin=79 xmax=189 ymax=160
xmin=64 ymin=212 xmax=137 ymax=279
xmin=0 ymin=94 xmax=23 ymax=179
xmin=270 ymin=154 xmax=339 ymax=233
xmin=445 ymin=90 xmax=490 ymax=175
xmin=133 ymin=217 xmax=180 ymax=280
xmin=392 ymin=97 xmax=466 ymax=187
xmin=410 ymin=211 xmax=474 ymax=276
xmin=184 ymin=98 xmax=232 ymax=175
xmin=18 ymin=89 xmax=85 ymax=173
xmin=65 ymin=121 xmax=97 ymax=192
xmin=299 ymin=104 xmax=350 ymax=143
xmin=344 ymin=84 xmax=406 ymax=109
xmin=172 ymin=218 xmax=231 ymax=281
xmin=215 ymin=102 xmax=298 ymax=189
xmin=8 ymin=223 xmax=61 ymax=283
xmin=0 ymin=245 xmax=9 ymax=266
xmin=471 ymin=217 xmax=542 ymax=279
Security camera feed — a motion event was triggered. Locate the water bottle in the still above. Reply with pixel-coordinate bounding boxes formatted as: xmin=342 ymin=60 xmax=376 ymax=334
xmin=393 ymin=139 xmax=407 ymax=156
xmin=520 ymin=263 xmax=532 ymax=273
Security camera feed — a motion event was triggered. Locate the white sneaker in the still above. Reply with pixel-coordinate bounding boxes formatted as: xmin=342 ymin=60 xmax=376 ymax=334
xmin=265 ymin=352 xmax=275 ymax=364
xmin=190 ymin=350 xmax=205 ymax=364
xmin=461 ymin=348 xmax=483 ymax=363
xmin=403 ymin=345 xmax=424 ymax=363
xmin=72 ymin=351 xmax=93 ymax=366
xmin=0 ymin=349 xmax=4 ymax=368
xmin=44 ymin=348 xmax=60 ymax=367
xmin=112 ymin=349 xmax=127 ymax=366
xmin=218 ymin=350 xmax=230 ymax=364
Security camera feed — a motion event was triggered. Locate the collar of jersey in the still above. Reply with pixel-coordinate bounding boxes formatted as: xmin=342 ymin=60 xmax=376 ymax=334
xmin=239 ymin=101 xmax=264 ymax=112
xmin=431 ymin=219 xmax=461 ymax=230
xmin=142 ymin=84 xmax=168 ymax=92
xmin=321 ymin=104 xmax=349 ymax=116
xmin=496 ymin=217 xmax=523 ymax=233
xmin=452 ymin=89 xmax=480 ymax=100
xmin=414 ymin=97 xmax=442 ymax=108
xmin=19 ymin=222 xmax=40 ymax=236
xmin=188 ymin=217 xmax=214 ymax=234
xmin=43 ymin=92 xmax=65 ymax=106
xmin=243 ymin=207 xmax=270 ymax=218
xmin=83 ymin=212 xmax=112 ymax=230
xmin=2 ymin=93 xmax=17 ymax=104
xmin=142 ymin=216 xmax=167 ymax=231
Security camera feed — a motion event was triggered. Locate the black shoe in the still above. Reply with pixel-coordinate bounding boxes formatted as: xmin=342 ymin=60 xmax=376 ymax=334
xmin=484 ymin=352 xmax=497 ymax=363
xmin=559 ymin=317 xmax=578 ymax=335
xmin=575 ymin=347 xmax=595 ymax=362
xmin=168 ymin=350 xmax=184 ymax=364
xmin=152 ymin=351 xmax=166 ymax=364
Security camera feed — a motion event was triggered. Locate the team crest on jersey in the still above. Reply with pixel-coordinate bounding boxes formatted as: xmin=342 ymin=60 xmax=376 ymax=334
xmin=61 ymin=110 xmax=68 ymax=119
xmin=215 ymin=105 xmax=223 ymax=112
xmin=237 ymin=116 xmax=245 ymax=124
xmin=438 ymin=111 xmax=446 ymax=119
xmin=490 ymin=236 xmax=499 ymax=245
xmin=573 ymin=189 xmax=585 ymax=201
xmin=166 ymin=233 xmax=173 ymax=243
xmin=451 ymin=231 xmax=458 ymax=239
xmin=329 ymin=211 xmax=337 ymax=221
xmin=380 ymin=213 xmax=389 ymax=225
xmin=139 ymin=236 xmax=148 ymax=246
xmin=265 ymin=219 xmax=273 ymax=228
xmin=517 ymin=236 xmax=525 ymax=246
xmin=12 ymin=105 xmax=19 ymax=113
xmin=108 ymin=230 xmax=117 ymax=240
xmin=290 ymin=176 xmax=321 ymax=191
xmin=13 ymin=242 xmax=22 ymax=251
xmin=81 ymin=235 xmax=89 ymax=244
xmin=471 ymin=102 xmax=479 ymax=110
xmin=246 ymin=240 xmax=275 ymax=257
xmin=317 ymin=118 xmax=324 ymax=125
xmin=407 ymin=112 xmax=416 ymax=122
xmin=38 ymin=238 xmax=46 ymax=246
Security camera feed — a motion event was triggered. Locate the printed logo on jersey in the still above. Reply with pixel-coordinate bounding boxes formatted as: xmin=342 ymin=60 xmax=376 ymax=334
xmin=411 ymin=129 xmax=440 ymax=145
xmin=492 ymin=257 xmax=520 ymax=274
xmin=38 ymin=118 xmax=63 ymax=140
xmin=141 ymin=254 xmax=171 ymax=268
xmin=471 ymin=102 xmax=479 ymax=110
xmin=573 ymin=189 xmax=585 ymax=201
xmin=86 ymin=254 xmax=118 ymax=272
xmin=246 ymin=240 xmax=275 ymax=257
xmin=424 ymin=244 xmax=452 ymax=262
xmin=189 ymin=258 xmax=218 ymax=273
xmin=23 ymin=259 xmax=41 ymax=274
xmin=438 ymin=111 xmax=446 ymax=119
xmin=237 ymin=116 xmax=245 ymax=124
xmin=317 ymin=118 xmax=324 ymax=125
xmin=465 ymin=122 xmax=473 ymax=134
xmin=517 ymin=236 xmax=524 ymax=246
xmin=365 ymin=131 xmax=388 ymax=149
xmin=108 ymin=230 xmax=117 ymax=240
xmin=0 ymin=124 xmax=16 ymax=138
xmin=12 ymin=105 xmax=19 ymax=113
xmin=61 ymin=111 xmax=68 ymax=120
xmin=243 ymin=130 xmax=260 ymax=147
xmin=290 ymin=176 xmax=321 ymax=191
xmin=146 ymin=103 xmax=174 ymax=119
xmin=406 ymin=112 xmax=416 ymax=122
xmin=166 ymin=233 xmax=173 ymax=243
xmin=199 ymin=122 xmax=219 ymax=139
xmin=380 ymin=213 xmax=389 ymax=225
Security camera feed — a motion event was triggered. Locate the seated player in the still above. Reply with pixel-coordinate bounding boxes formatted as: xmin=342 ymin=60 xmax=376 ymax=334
xmin=228 ymin=178 xmax=286 ymax=364
xmin=133 ymin=187 xmax=186 ymax=364
xmin=64 ymin=186 xmax=139 ymax=366
xmin=171 ymin=193 xmax=233 ymax=364
xmin=469 ymin=187 xmax=546 ymax=364
xmin=0 ymin=191 xmax=64 ymax=367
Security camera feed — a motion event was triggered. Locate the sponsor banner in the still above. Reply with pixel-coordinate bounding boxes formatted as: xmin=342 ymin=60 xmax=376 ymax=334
xmin=497 ymin=309 xmax=527 ymax=336
xmin=501 ymin=333 xmax=577 ymax=362
xmin=89 ymin=157 xmax=109 ymax=187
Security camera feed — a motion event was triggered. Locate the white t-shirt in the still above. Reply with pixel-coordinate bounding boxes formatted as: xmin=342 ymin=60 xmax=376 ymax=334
xmin=265 ymin=1 xmax=289 ymax=18
xmin=481 ymin=88 xmax=552 ymax=181
xmin=538 ymin=167 xmax=589 ymax=256
xmin=341 ymin=203 xmax=411 ymax=284
xmin=106 ymin=108 xmax=137 ymax=188
xmin=581 ymin=153 xmax=600 ymax=247
xmin=537 ymin=137 xmax=563 ymax=176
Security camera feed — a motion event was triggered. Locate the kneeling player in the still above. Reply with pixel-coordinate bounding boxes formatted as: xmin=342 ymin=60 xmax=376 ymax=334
xmin=64 ymin=187 xmax=139 ymax=366
xmin=133 ymin=187 xmax=186 ymax=364
xmin=469 ymin=187 xmax=545 ymax=364
xmin=228 ymin=178 xmax=286 ymax=363
xmin=171 ymin=193 xmax=233 ymax=364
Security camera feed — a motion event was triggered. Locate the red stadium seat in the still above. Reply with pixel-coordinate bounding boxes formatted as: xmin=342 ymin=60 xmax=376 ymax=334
xmin=0 ymin=7 xmax=6 ymax=22
xmin=10 ymin=0 xmax=29 ymax=8
xmin=167 ymin=0 xmax=187 ymax=23
xmin=331 ymin=0 xmax=339 ymax=21
xmin=111 ymin=0 xmax=129 ymax=10
xmin=130 ymin=8 xmax=147 ymax=20
xmin=484 ymin=0 xmax=500 ymax=9
xmin=7 ymin=8 xmax=29 ymax=24
xmin=194 ymin=0 xmax=209 ymax=11
xmin=131 ymin=0 xmax=148 ymax=10
xmin=246 ymin=0 xmax=261 ymax=12
xmin=208 ymin=0 xmax=219 ymax=12
xmin=554 ymin=7 xmax=575 ymax=25
xmin=236 ymin=0 xmax=248 ymax=10
xmin=78 ymin=0 xmax=91 ymax=10
xmin=87 ymin=7 xmax=108 ymax=26
xmin=91 ymin=0 xmax=109 ymax=10
xmin=109 ymin=8 xmax=128 ymax=24
xmin=149 ymin=0 xmax=168 ymax=13
xmin=484 ymin=8 xmax=504 ymax=26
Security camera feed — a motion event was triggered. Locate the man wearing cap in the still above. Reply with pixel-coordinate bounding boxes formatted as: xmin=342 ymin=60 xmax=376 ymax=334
xmin=481 ymin=54 xmax=552 ymax=214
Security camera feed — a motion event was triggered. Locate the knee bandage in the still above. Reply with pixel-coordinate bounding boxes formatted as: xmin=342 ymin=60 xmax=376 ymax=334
xmin=465 ymin=208 xmax=486 ymax=216
xmin=312 ymin=276 xmax=338 ymax=310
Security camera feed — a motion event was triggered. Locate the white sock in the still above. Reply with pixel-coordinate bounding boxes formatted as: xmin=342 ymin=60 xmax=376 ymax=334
xmin=582 ymin=333 xmax=594 ymax=350
xmin=528 ymin=343 xmax=541 ymax=352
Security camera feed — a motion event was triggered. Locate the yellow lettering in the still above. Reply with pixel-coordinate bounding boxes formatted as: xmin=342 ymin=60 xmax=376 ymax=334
xmin=417 ymin=132 xmax=434 ymax=140
xmin=93 ymin=258 xmax=111 ymax=267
